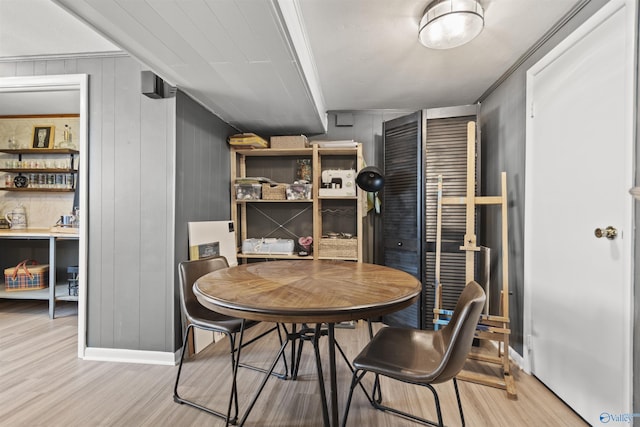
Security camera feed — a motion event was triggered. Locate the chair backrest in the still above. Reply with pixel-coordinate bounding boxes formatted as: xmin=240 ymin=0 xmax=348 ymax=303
xmin=178 ymin=256 xmax=229 ymax=323
xmin=434 ymin=280 xmax=486 ymax=383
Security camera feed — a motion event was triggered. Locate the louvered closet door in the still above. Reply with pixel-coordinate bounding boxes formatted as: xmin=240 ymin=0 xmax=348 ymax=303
xmin=382 ymin=110 xmax=477 ymax=329
xmin=424 ymin=115 xmax=476 ymax=329
xmin=382 ymin=111 xmax=425 ymax=328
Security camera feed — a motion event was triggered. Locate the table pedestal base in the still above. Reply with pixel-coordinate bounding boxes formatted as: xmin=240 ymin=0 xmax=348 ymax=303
xmin=236 ymin=322 xmax=363 ymax=427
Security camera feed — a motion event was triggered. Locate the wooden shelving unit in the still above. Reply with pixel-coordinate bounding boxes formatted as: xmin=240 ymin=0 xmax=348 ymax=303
xmin=231 ymin=144 xmax=364 ymax=262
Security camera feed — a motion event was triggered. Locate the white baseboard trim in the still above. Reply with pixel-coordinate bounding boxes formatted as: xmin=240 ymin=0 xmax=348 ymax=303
xmin=509 ymin=346 xmax=525 ymax=370
xmin=83 ymin=347 xmax=180 ymax=366
xmin=483 ymin=340 xmax=525 ymax=371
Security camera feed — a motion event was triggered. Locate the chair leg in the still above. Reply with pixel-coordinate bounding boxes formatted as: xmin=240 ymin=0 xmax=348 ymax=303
xmin=275 ymin=323 xmax=290 ymax=377
xmin=453 ymin=378 xmax=465 ymax=427
xmin=226 ymin=332 xmax=240 ymax=424
xmin=427 ymin=383 xmax=444 ymax=427
xmin=367 ymin=319 xmax=375 ymax=339
xmin=237 ymin=331 xmax=290 ymax=426
xmin=173 ymin=324 xmax=238 ymax=426
xmin=334 ymin=339 xmax=376 ymax=406
xmin=341 ymin=369 xmax=367 ymax=427
xmin=364 ymin=378 xmax=451 ymax=427
xmin=366 ymin=320 xmax=382 ymax=404
xmin=235 ymin=323 xmax=288 ymax=380
xmin=279 ymin=323 xmax=306 ymax=379
xmin=293 ymin=334 xmax=305 ymax=379
xmin=312 ymin=324 xmax=331 ymax=427
xmin=173 ymin=323 xmax=192 ymax=401
xmin=291 ymin=323 xmax=327 ymax=380
xmin=372 ymin=375 xmax=382 ymax=404
xmin=289 ymin=323 xmax=298 ymax=378
xmin=287 ymin=324 xmax=305 ymax=379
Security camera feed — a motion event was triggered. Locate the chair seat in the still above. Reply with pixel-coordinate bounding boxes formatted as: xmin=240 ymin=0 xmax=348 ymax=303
xmin=188 ymin=312 xmax=258 ymax=335
xmin=186 ymin=301 xmax=258 ymax=334
xmin=353 ymin=327 xmax=448 ymax=385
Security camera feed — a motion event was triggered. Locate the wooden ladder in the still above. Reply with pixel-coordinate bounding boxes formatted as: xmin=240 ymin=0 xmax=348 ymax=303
xmin=433 ymin=121 xmax=517 ymax=399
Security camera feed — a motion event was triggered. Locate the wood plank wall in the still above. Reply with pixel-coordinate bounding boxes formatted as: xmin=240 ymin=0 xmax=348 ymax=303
xmin=0 ymin=56 xmax=232 ymax=354
xmin=173 ymin=91 xmax=236 ymax=346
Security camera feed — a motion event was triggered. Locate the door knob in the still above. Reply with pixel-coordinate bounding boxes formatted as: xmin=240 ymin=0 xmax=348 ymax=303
xmin=594 ymin=226 xmax=617 ymax=240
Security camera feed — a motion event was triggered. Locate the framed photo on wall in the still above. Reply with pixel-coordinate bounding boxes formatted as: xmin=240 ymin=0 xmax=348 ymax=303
xmin=31 ymin=125 xmax=55 ymax=149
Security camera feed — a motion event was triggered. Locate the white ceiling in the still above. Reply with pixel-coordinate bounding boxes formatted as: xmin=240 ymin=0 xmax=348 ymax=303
xmin=0 ymin=0 xmax=119 ymax=58
xmin=299 ymin=0 xmax=581 ymax=110
xmin=1 ymin=0 xmax=584 ymax=135
xmin=0 ymin=0 xmax=119 ymax=115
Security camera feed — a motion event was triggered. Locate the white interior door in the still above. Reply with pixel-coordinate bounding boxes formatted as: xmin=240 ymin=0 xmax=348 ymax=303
xmin=524 ymin=1 xmax=634 ymax=424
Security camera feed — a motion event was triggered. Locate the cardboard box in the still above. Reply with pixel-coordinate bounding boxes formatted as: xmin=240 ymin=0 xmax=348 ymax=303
xmin=270 ymin=135 xmax=309 ymax=149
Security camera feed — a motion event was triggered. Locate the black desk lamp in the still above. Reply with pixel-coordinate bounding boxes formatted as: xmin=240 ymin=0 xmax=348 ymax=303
xmin=356 ymin=166 xmax=384 ymax=192
xmin=356 ymin=166 xmax=384 ymax=214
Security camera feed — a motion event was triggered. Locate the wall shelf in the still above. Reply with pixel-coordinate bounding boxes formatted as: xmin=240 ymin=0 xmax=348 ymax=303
xmin=0 ymin=168 xmax=76 ymax=174
xmin=0 ymin=149 xmax=79 ymax=155
xmin=1 ymin=188 xmax=74 ymax=192
xmin=1 ymin=148 xmax=78 ymax=192
xmin=231 ymin=144 xmax=364 ymax=262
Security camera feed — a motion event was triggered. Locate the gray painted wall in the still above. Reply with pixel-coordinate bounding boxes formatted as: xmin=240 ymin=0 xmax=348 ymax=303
xmin=85 ymin=57 xmax=176 ymax=352
xmin=478 ymin=0 xmax=610 ymax=357
xmin=173 ymin=91 xmax=236 ymax=348
xmin=0 ymin=55 xmax=178 ymax=352
xmin=310 ymin=111 xmax=410 ymax=167
xmin=480 ymin=0 xmax=639 ymax=417
xmin=0 ymin=58 xmax=250 ymax=354
xmin=480 ymin=2 xmax=640 ymax=417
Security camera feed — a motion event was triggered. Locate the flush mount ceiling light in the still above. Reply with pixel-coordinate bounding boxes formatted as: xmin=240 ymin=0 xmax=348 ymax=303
xmin=419 ymin=0 xmax=485 ymax=49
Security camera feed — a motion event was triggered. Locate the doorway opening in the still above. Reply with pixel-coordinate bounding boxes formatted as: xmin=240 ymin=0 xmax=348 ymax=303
xmin=0 ymin=74 xmax=88 ymax=358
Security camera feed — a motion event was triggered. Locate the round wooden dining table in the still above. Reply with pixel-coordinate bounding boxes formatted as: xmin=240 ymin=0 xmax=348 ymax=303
xmin=193 ymin=259 xmax=421 ymax=427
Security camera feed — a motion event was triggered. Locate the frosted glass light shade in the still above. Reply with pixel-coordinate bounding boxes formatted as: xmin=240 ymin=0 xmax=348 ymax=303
xmin=419 ymin=0 xmax=484 ymax=49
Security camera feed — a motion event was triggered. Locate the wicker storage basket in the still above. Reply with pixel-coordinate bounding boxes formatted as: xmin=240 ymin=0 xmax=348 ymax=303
xmin=318 ymin=238 xmax=358 ymax=259
xmin=4 ymin=260 xmax=49 ymax=291
xmin=262 ymin=183 xmax=287 ymax=200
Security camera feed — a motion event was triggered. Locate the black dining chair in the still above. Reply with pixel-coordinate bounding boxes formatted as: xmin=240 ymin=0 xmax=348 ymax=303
xmin=342 ymin=280 xmax=486 ymax=427
xmin=174 ymin=256 xmax=284 ymax=425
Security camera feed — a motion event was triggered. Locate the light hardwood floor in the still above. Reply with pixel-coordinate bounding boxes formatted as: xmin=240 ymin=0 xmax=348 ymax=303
xmin=0 ymin=299 xmax=587 ymax=427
